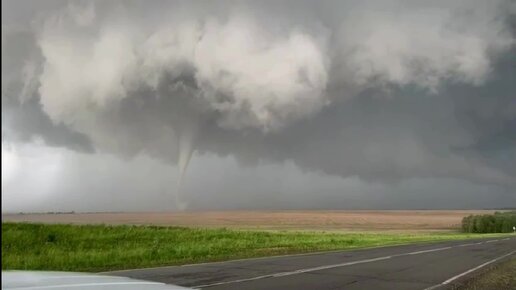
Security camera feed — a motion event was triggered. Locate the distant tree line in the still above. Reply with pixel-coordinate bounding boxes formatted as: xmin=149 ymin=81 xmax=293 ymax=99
xmin=462 ymin=211 xmax=516 ymax=233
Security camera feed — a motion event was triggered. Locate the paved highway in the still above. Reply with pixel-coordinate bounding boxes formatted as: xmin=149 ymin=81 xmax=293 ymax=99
xmin=107 ymin=236 xmax=516 ymax=290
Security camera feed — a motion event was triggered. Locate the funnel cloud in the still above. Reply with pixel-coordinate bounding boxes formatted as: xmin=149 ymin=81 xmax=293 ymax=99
xmin=2 ymin=0 xmax=516 ymax=212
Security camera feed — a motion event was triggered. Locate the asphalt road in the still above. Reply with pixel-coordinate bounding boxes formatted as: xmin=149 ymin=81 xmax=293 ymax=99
xmin=107 ymin=236 xmax=516 ymax=290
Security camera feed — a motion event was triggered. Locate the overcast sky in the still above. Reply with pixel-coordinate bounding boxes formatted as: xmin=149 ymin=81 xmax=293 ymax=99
xmin=2 ymin=0 xmax=515 ymax=212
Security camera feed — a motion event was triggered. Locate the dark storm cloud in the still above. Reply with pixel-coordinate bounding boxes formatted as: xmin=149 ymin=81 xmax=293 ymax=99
xmin=1 ymin=0 xmax=515 ymax=211
xmin=2 ymin=97 xmax=94 ymax=152
xmin=1 ymin=20 xmax=93 ymax=152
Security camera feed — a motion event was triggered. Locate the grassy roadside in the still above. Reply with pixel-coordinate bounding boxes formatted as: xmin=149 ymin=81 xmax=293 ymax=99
xmin=456 ymin=258 xmax=516 ymax=290
xmin=2 ymin=222 xmax=512 ymax=272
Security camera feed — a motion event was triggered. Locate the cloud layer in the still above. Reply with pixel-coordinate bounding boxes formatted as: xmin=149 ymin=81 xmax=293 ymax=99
xmin=2 ymin=0 xmax=515 ymax=211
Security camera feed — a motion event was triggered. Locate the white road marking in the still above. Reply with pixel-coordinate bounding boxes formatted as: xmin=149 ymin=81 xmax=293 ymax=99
xmin=7 ymin=281 xmax=166 ymax=289
xmin=272 ymin=256 xmax=392 ymax=277
xmin=457 ymin=242 xmax=483 ymax=247
xmin=195 ymin=240 xmax=496 ymax=288
xmin=193 ymin=238 xmax=513 ymax=288
xmin=406 ymin=247 xmax=452 ymax=255
xmin=423 ymin=250 xmax=516 ymax=290
xmin=485 ymin=239 xmax=499 ymax=243
xmin=194 ymin=257 xmax=394 ymax=288
xmin=102 ymin=246 xmax=397 ymax=274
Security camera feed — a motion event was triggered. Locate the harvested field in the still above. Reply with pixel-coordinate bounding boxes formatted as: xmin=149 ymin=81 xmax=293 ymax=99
xmin=1 ymin=210 xmax=501 ymax=232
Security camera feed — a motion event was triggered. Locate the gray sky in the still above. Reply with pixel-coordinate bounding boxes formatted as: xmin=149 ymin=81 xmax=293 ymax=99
xmin=2 ymin=0 xmax=515 ymax=212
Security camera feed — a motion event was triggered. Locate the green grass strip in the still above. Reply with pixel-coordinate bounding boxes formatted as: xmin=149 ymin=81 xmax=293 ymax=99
xmin=2 ymin=222 xmax=512 ymax=272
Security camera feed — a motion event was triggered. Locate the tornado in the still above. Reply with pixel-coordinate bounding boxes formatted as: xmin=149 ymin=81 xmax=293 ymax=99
xmin=175 ymin=121 xmax=199 ymax=210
